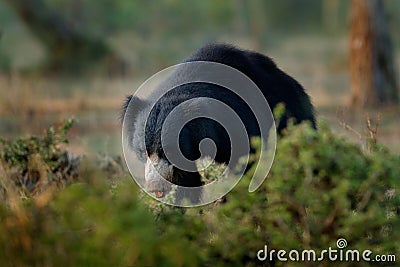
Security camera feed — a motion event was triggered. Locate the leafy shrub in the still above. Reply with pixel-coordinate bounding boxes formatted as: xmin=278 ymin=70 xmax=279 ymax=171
xmin=0 ymin=118 xmax=78 ymax=196
xmin=150 ymin=121 xmax=400 ymax=266
xmin=265 ymin=122 xmax=399 ymax=254
xmin=0 ymin=174 xmax=198 ymax=267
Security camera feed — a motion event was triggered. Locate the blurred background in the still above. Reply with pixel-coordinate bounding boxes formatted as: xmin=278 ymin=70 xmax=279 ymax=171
xmin=0 ymin=0 xmax=399 ymax=155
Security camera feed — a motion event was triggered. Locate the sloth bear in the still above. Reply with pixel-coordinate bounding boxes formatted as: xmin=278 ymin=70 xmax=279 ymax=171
xmin=122 ymin=44 xmax=315 ymax=204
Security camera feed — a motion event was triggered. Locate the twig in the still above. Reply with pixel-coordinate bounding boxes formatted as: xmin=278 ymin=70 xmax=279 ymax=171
xmin=337 ymin=109 xmax=363 ymax=140
xmin=366 ymin=113 xmax=381 ymax=140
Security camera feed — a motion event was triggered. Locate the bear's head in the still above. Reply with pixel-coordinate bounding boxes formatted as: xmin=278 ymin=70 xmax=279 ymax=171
xmin=121 ymin=94 xmax=204 ymax=202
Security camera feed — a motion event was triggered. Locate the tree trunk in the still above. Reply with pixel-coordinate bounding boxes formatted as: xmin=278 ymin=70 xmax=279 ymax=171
xmin=6 ymin=0 xmax=123 ymax=73
xmin=349 ymin=0 xmax=398 ymax=108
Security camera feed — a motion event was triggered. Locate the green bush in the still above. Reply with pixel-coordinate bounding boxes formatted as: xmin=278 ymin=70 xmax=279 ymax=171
xmin=0 ymin=118 xmax=78 ymax=197
xmin=0 ymin=177 xmax=198 ymax=267
xmin=0 ymin=120 xmax=398 ymax=266
xmin=193 ymin=122 xmax=399 ymax=266
xmin=148 ymin=121 xmax=399 ymax=266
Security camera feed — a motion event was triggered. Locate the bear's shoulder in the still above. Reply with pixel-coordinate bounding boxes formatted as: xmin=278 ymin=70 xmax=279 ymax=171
xmin=185 ymin=43 xmax=277 ymax=71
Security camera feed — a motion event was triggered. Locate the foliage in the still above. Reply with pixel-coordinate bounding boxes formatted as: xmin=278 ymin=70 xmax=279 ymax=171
xmin=0 ymin=121 xmax=399 ymax=266
xmin=0 ymin=174 xmax=198 ymax=267
xmin=150 ymin=122 xmax=399 ymax=266
xmin=264 ymin=121 xmax=400 ymax=259
xmin=0 ymin=118 xmax=78 ymax=196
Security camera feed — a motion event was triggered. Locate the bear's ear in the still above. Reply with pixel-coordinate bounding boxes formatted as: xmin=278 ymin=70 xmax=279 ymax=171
xmin=120 ymin=95 xmax=148 ymax=123
xmin=120 ymin=95 xmax=133 ymax=122
xmin=121 ymin=95 xmax=149 ymax=150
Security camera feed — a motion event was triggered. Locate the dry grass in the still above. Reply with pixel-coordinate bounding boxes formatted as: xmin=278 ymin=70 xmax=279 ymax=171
xmin=0 ymin=73 xmax=135 ymax=116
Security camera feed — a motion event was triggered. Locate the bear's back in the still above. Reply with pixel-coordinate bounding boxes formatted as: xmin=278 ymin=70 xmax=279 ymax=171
xmin=185 ymin=43 xmax=316 ymax=130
